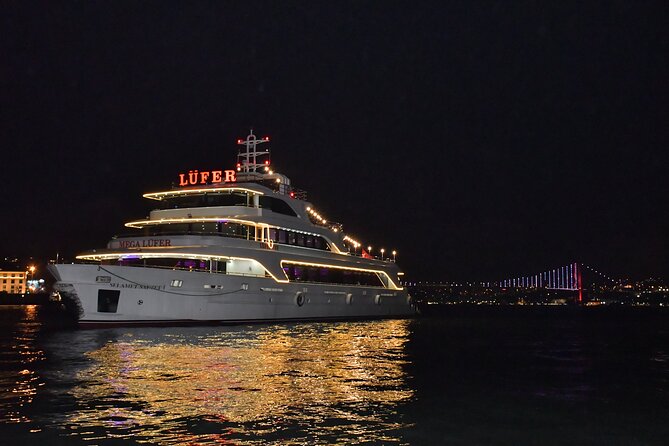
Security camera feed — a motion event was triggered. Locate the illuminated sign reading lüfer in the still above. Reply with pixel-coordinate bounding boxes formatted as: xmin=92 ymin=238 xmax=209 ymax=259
xmin=179 ymin=170 xmax=236 ymax=186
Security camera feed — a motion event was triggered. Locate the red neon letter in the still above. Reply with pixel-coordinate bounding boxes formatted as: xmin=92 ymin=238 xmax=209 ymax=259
xmin=200 ymin=171 xmax=210 ymax=184
xmin=211 ymin=170 xmax=222 ymax=183
xmin=224 ymin=170 xmax=236 ymax=182
xmin=178 ymin=173 xmax=188 ymax=186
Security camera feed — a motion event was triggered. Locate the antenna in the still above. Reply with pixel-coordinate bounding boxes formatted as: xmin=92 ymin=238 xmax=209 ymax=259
xmin=236 ymin=129 xmax=270 ymax=173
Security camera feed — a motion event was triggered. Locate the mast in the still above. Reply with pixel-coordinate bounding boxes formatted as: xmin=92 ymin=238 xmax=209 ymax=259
xmin=236 ymin=129 xmax=270 ymax=173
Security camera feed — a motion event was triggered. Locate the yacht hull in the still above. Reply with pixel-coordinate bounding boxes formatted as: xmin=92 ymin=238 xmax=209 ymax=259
xmin=49 ymin=264 xmax=415 ymax=327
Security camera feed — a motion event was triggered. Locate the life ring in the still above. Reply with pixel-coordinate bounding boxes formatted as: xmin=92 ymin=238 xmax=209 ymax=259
xmin=346 ymin=293 xmax=353 ymax=305
xmin=295 ymin=292 xmax=305 ymax=307
xmin=374 ymin=294 xmax=382 ymax=305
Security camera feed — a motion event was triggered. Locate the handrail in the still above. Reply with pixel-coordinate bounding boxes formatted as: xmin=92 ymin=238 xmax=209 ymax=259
xmin=113 ymin=231 xmax=251 ymax=240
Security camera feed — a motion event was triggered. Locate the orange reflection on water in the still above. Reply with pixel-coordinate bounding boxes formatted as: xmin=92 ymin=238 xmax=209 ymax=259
xmin=68 ymin=320 xmax=413 ymax=443
xmin=0 ymin=305 xmax=45 ymax=424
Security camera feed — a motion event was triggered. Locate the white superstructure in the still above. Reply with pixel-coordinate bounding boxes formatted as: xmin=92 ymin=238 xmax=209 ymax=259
xmin=49 ymin=131 xmax=415 ymax=326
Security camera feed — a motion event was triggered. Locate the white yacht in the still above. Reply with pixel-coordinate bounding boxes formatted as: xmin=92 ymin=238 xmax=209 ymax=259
xmin=49 ymin=131 xmax=415 ymax=326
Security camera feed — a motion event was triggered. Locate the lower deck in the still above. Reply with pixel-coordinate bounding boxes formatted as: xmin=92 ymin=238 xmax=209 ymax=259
xmin=50 ymin=264 xmax=415 ymax=326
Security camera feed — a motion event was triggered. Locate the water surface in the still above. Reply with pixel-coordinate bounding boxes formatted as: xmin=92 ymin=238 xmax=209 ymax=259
xmin=0 ymin=305 xmax=667 ymax=444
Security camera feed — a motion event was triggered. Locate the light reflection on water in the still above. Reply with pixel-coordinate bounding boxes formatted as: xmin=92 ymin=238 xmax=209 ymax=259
xmin=0 ymin=305 xmax=45 ymax=424
xmin=3 ymin=306 xmax=668 ymax=445
xmin=56 ymin=321 xmax=413 ymax=444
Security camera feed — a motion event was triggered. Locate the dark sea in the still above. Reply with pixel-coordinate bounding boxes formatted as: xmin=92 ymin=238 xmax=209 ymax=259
xmin=0 ymin=305 xmax=667 ymax=445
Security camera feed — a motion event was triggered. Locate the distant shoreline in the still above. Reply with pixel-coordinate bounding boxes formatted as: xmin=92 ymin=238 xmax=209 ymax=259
xmin=0 ymin=292 xmax=52 ymax=305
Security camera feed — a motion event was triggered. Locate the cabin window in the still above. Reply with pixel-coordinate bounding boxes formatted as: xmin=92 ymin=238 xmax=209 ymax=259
xmin=218 ymin=222 xmax=249 ymax=238
xmin=259 ymin=196 xmax=298 ymax=217
xmin=97 ymin=290 xmax=120 ymax=313
xmin=278 ymin=229 xmax=287 ymax=244
xmin=198 ymin=222 xmax=217 ymax=233
xmin=206 ymin=192 xmax=249 ymax=207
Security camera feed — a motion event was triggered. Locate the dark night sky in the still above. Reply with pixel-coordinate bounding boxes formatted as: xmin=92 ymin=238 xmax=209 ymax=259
xmin=1 ymin=2 xmax=667 ymax=281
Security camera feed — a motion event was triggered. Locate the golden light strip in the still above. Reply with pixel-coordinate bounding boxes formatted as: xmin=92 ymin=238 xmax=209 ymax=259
xmin=124 ymin=217 xmax=268 ymax=229
xmin=280 ymin=259 xmax=402 ymax=290
xmin=143 ymin=187 xmax=265 ymax=201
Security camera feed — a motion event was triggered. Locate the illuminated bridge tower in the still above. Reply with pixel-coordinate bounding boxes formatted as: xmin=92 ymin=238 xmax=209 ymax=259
xmin=576 ymin=262 xmax=583 ymax=304
xmin=495 ymin=262 xmax=584 ymax=304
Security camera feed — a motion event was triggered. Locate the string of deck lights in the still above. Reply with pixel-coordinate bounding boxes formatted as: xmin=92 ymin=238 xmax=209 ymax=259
xmin=342 ymin=235 xmax=361 ymax=249
xmin=305 ymin=206 xmax=327 ymax=225
xmin=307 ymin=207 xmax=397 ymax=261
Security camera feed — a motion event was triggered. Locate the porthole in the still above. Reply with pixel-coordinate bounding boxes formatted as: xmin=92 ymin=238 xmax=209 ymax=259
xmin=295 ymin=292 xmax=305 ymax=307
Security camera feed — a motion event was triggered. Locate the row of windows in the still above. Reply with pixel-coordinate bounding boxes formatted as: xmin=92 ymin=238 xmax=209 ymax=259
xmin=104 ymin=257 xmax=386 ymax=288
xmin=110 ymin=257 xmax=227 ymax=273
xmin=1 ymin=279 xmax=23 ymax=284
xmin=141 ymin=222 xmax=252 ymax=238
xmin=160 ymin=192 xmax=251 ymax=209
xmin=109 ymin=257 xmax=267 ymax=278
xmin=159 ymin=193 xmax=298 ymax=217
xmin=136 ymin=223 xmax=331 ymax=251
xmin=282 ymin=264 xmax=385 ymax=287
xmin=268 ymin=229 xmax=330 ymax=251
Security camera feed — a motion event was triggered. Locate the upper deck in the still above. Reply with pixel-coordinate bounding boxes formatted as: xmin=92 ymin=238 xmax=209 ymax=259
xmin=114 ymin=131 xmax=392 ymax=263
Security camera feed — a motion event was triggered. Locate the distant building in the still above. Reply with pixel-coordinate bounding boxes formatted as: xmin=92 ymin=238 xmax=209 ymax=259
xmin=0 ymin=270 xmax=27 ymax=294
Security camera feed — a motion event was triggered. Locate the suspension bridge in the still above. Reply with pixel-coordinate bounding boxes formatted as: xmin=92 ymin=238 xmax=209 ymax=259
xmin=406 ymin=262 xmax=620 ymax=304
